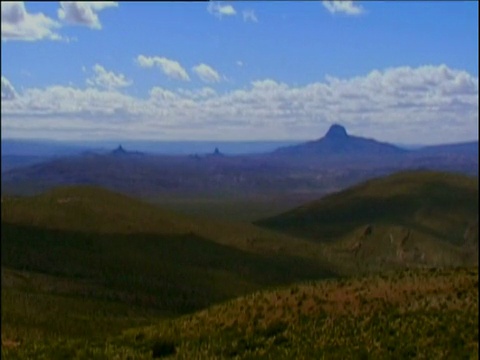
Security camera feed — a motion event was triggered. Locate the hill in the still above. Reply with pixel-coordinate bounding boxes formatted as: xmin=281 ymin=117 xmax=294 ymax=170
xmin=2 ymin=175 xmax=478 ymax=358
xmin=4 ymin=267 xmax=477 ymax=358
xmin=1 ymin=186 xmax=336 ymax=317
xmin=257 ymin=171 xmax=478 ymax=271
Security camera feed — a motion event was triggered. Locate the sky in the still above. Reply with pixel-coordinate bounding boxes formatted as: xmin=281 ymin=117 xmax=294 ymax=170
xmin=1 ymin=1 xmax=478 ymax=145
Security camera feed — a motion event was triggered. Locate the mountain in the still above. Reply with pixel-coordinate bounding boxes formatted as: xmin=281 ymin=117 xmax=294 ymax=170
xmin=273 ymin=124 xmax=406 ymax=157
xmin=111 ymin=144 xmax=144 ymax=156
xmin=1 ymin=128 xmax=477 ymax=201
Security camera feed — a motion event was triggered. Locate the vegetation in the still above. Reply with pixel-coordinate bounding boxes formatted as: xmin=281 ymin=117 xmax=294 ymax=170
xmin=3 ymin=267 xmax=477 ymax=358
xmin=1 ymin=171 xmax=478 ymax=358
xmin=258 ymin=171 xmax=478 ymax=272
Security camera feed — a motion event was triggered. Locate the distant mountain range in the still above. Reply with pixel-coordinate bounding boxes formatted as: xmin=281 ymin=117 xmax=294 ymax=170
xmin=415 ymin=140 xmax=479 ymax=157
xmin=1 ymin=125 xmax=477 ymax=198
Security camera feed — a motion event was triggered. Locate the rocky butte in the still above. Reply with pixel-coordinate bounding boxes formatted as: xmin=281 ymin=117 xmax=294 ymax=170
xmin=273 ymin=124 xmax=406 ymax=157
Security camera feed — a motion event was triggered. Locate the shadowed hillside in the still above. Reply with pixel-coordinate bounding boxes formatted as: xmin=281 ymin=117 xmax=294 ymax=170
xmin=1 ymin=186 xmax=336 ymax=317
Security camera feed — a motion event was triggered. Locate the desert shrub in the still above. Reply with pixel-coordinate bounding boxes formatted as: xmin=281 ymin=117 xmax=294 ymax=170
xmin=262 ymin=320 xmax=288 ymax=338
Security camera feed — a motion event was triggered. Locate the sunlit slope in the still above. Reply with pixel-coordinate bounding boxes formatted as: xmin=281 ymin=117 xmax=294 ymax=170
xmin=1 ymin=186 xmax=192 ymax=235
xmin=256 ymin=171 xmax=478 ymax=270
xmin=7 ymin=267 xmax=476 ymax=359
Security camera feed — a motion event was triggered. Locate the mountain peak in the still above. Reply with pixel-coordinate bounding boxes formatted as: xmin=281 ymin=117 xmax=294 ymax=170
xmin=112 ymin=145 xmax=127 ymax=155
xmin=325 ymin=124 xmax=348 ymax=139
xmin=212 ymin=147 xmax=223 ymax=156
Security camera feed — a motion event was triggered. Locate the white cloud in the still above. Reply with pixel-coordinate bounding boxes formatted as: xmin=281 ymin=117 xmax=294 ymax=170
xmin=1 ymin=65 xmax=477 ymax=143
xmin=236 ymin=61 xmax=243 ymax=67
xmin=58 ymin=2 xmax=117 ymax=29
xmin=137 ymin=55 xmax=190 ymax=81
xmin=1 ymin=76 xmax=17 ymax=100
xmin=177 ymin=87 xmax=217 ymax=100
xmin=242 ymin=10 xmax=258 ymax=23
xmin=207 ymin=2 xmax=236 ymax=18
xmin=192 ymin=63 xmax=221 ymax=83
xmin=322 ymin=1 xmax=364 ymax=16
xmin=1 ymin=2 xmax=61 ymax=41
xmin=86 ymin=64 xmax=132 ymax=90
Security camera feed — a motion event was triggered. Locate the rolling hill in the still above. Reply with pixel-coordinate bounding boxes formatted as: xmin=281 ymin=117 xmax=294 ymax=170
xmin=257 ymin=171 xmax=479 ymax=271
xmin=2 ymin=172 xmax=479 ymax=358
xmin=1 ymin=186 xmax=337 ymax=317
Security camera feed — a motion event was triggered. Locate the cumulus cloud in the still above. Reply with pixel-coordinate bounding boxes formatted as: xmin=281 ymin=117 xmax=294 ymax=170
xmin=86 ymin=64 xmax=132 ymax=90
xmin=58 ymin=2 xmax=118 ymax=29
xmin=1 ymin=2 xmax=61 ymax=41
xmin=177 ymin=87 xmax=217 ymax=100
xmin=1 ymin=76 xmax=17 ymax=100
xmin=1 ymin=65 xmax=477 ymax=143
xmin=192 ymin=63 xmax=221 ymax=83
xmin=207 ymin=2 xmax=236 ymax=18
xmin=322 ymin=1 xmax=364 ymax=16
xmin=242 ymin=10 xmax=258 ymax=23
xmin=137 ymin=55 xmax=190 ymax=81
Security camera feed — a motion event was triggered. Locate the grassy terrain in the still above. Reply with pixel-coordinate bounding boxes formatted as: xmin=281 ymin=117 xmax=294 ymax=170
xmin=257 ymin=171 xmax=478 ymax=272
xmin=0 ymin=186 xmax=335 ymax=358
xmin=1 ymin=223 xmax=335 ymax=314
xmin=257 ymin=171 xmax=478 ymax=242
xmin=1 ymin=185 xmax=328 ymax=261
xmin=3 ymin=267 xmax=477 ymax=359
xmin=1 ymin=171 xmax=478 ymax=358
xmin=148 ymin=194 xmax=323 ymax=223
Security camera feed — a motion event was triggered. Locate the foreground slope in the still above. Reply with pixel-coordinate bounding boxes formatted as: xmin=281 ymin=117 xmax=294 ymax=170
xmin=257 ymin=171 xmax=478 ymax=271
xmin=5 ymin=267 xmax=477 ymax=359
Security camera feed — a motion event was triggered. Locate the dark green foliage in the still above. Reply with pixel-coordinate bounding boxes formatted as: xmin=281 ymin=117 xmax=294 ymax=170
xmin=151 ymin=339 xmax=176 ymax=358
xmin=258 ymin=171 xmax=478 ymax=243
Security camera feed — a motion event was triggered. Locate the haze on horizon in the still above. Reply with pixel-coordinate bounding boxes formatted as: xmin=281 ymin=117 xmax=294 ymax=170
xmin=1 ymin=1 xmax=478 ymax=145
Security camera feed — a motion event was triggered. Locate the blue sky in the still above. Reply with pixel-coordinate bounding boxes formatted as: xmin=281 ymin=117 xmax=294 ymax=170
xmin=1 ymin=1 xmax=478 ymax=144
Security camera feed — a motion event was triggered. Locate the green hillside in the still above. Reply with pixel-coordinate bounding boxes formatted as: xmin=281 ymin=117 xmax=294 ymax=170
xmin=1 ymin=186 xmax=192 ymax=235
xmin=4 ymin=267 xmax=477 ymax=359
xmin=1 ymin=185 xmax=329 ymax=262
xmin=1 ymin=186 xmax=336 ymax=317
xmin=257 ymin=171 xmax=478 ymax=271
